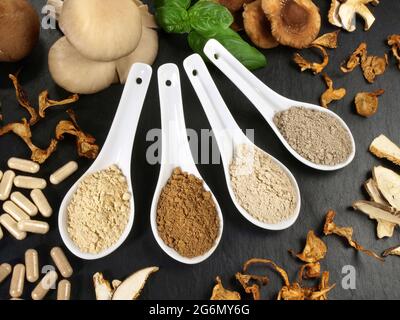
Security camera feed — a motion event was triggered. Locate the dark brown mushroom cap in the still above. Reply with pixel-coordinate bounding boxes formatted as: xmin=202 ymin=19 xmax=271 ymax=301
xmin=0 ymin=0 xmax=40 ymax=62
xmin=262 ymin=0 xmax=321 ymax=49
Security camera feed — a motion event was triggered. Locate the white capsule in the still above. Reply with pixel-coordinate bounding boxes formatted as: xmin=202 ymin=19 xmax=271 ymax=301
xmin=10 ymin=264 xmax=25 ymax=298
xmin=50 ymin=161 xmax=78 ymax=185
xmin=14 ymin=176 xmax=47 ymax=189
xmin=0 ymin=170 xmax=15 ymax=201
xmin=8 ymin=157 xmax=40 ymax=174
xmin=11 ymin=192 xmax=38 ymax=217
xmin=0 ymin=214 xmax=27 ymax=240
xmin=30 ymin=189 xmax=53 ymax=218
xmin=57 ymin=279 xmax=71 ymax=300
xmin=50 ymin=247 xmax=73 ymax=278
xmin=25 ymin=249 xmax=39 ymax=283
xmin=0 ymin=224 xmax=3 ymax=240
xmin=18 ymin=220 xmax=49 ymax=235
xmin=31 ymin=270 xmax=58 ymax=300
xmin=0 ymin=263 xmax=12 ymax=284
xmin=3 ymin=201 xmax=30 ymax=222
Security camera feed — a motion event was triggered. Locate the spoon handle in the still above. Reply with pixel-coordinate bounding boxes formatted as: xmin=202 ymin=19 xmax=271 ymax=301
xmin=203 ymin=39 xmax=288 ymax=120
xmin=157 ymin=64 xmax=195 ymax=171
xmin=99 ymin=63 xmax=152 ymax=170
xmin=183 ymin=54 xmax=247 ymax=165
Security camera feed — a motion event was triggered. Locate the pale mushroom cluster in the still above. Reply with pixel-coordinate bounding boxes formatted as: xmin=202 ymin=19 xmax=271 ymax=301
xmin=47 ymin=0 xmax=158 ymax=94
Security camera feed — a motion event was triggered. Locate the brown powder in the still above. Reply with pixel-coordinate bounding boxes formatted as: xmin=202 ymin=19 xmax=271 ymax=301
xmin=156 ymin=167 xmax=220 ymax=258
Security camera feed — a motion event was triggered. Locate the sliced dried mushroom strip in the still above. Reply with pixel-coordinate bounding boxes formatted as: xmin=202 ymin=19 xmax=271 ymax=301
xmin=388 ymin=34 xmax=400 ymax=69
xmin=314 ymin=271 xmax=334 ymax=300
xmin=312 ymin=30 xmax=340 ymax=49
xmin=370 ymin=135 xmax=400 ymax=166
xmin=323 ymin=210 xmax=384 ymax=262
xmin=373 ymin=166 xmax=400 ymax=209
xmin=341 ymin=42 xmax=367 ymax=73
xmin=355 ymin=89 xmax=384 ymax=117
xmin=298 ymin=262 xmax=321 ymax=280
xmin=337 ymin=0 xmax=378 ymax=32
xmin=320 ymin=73 xmax=346 ymax=108
xmin=9 ymin=74 xmax=39 ymax=125
xmin=291 ymin=230 xmax=327 ymax=263
xmin=235 ymin=272 xmax=268 ymax=300
xmin=210 ymin=277 xmax=241 ymax=300
xmin=38 ymin=91 xmax=79 ymax=118
xmin=293 ymin=45 xmax=329 ymax=74
xmin=382 ymin=245 xmax=400 ymax=258
xmin=93 ymin=272 xmax=113 ymax=300
xmin=353 ymin=200 xmax=400 ymax=225
xmin=0 ymin=119 xmax=58 ymax=164
xmin=55 ymin=109 xmax=99 ymax=159
xmin=328 ymin=0 xmax=342 ymax=28
xmin=361 ymin=53 xmax=388 ymax=83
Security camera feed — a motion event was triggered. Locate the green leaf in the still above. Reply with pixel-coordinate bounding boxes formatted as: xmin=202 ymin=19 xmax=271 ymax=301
xmin=189 ymin=29 xmax=267 ymax=70
xmin=155 ymin=0 xmax=191 ymax=9
xmin=155 ymin=6 xmax=192 ymax=33
xmin=188 ymin=0 xmax=233 ymax=34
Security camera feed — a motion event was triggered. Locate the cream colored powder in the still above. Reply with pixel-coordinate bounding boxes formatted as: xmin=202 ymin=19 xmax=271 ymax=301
xmin=229 ymin=144 xmax=297 ymax=224
xmin=67 ymin=164 xmax=130 ymax=254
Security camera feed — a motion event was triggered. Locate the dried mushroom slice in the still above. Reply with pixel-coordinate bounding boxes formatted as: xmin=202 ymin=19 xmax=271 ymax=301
xmin=0 ymin=119 xmax=58 ymax=164
xmin=361 ymin=53 xmax=388 ymax=83
xmin=388 ymin=34 xmax=400 ymax=69
xmin=320 ymin=73 xmax=346 ymax=108
xmin=93 ymin=272 xmax=113 ymax=300
xmin=291 ymin=230 xmax=327 ymax=263
xmin=261 ymin=0 xmax=321 ymax=49
xmin=370 ymin=135 xmax=400 ymax=166
xmin=382 ymin=245 xmax=400 ymax=258
xmin=235 ymin=272 xmax=268 ymax=300
xmin=337 ymin=0 xmax=378 ymax=32
xmin=373 ymin=166 xmax=400 ymax=210
xmin=311 ymin=30 xmax=340 ymax=49
xmin=243 ymin=0 xmax=279 ymax=49
xmin=293 ymin=44 xmax=328 ymax=74
xmin=328 ymin=0 xmax=342 ymax=28
xmin=210 ymin=277 xmax=241 ymax=300
xmin=341 ymin=42 xmax=367 ymax=73
xmin=298 ymin=262 xmax=321 ymax=280
xmin=38 ymin=90 xmax=79 ymax=118
xmin=323 ymin=210 xmax=384 ymax=262
xmin=352 ymin=200 xmax=400 ymax=227
xmin=217 ymin=0 xmax=252 ymax=13
xmin=9 ymin=74 xmax=39 ymax=125
xmin=354 ymin=89 xmax=384 ymax=117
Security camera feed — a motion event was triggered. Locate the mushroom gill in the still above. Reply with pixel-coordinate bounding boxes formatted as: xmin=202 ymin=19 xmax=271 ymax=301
xmin=261 ymin=0 xmax=321 ymax=49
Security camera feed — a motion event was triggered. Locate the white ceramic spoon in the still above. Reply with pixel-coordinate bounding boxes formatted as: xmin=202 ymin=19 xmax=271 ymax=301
xmin=150 ymin=63 xmax=223 ymax=264
xmin=58 ymin=63 xmax=152 ymax=260
xmin=184 ymin=54 xmax=300 ymax=230
xmin=203 ymin=39 xmax=356 ymax=171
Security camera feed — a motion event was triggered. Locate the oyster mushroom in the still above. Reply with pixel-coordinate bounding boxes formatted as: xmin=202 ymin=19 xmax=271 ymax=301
xmin=59 ymin=0 xmax=142 ymax=62
xmin=48 ymin=37 xmax=117 ymax=94
xmin=0 ymin=0 xmax=40 ymax=62
xmin=261 ymin=0 xmax=321 ymax=49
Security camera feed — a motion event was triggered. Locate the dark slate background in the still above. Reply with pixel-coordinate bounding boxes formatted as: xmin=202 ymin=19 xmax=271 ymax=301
xmin=0 ymin=0 xmax=399 ymax=300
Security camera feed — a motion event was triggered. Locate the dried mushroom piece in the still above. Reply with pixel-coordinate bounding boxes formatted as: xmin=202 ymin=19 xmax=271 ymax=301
xmin=370 ymin=135 xmax=400 ymax=166
xmin=0 ymin=119 xmax=58 ymax=164
xmin=382 ymin=245 xmax=400 ymax=258
xmin=312 ymin=30 xmax=340 ymax=49
xmin=341 ymin=42 xmax=367 ymax=73
xmin=292 ymin=230 xmax=327 ymax=263
xmin=293 ymin=45 xmax=328 ymax=74
xmin=9 ymin=74 xmax=39 ymax=125
xmin=320 ymin=73 xmax=346 ymax=108
xmin=373 ymin=166 xmax=400 ymax=209
xmin=93 ymin=272 xmax=114 ymax=300
xmin=323 ymin=210 xmax=384 ymax=262
xmin=210 ymin=277 xmax=241 ymax=300
xmin=354 ymin=89 xmax=384 ymax=117
xmin=55 ymin=110 xmax=99 ymax=159
xmin=261 ymin=0 xmax=321 ymax=49
xmin=361 ymin=53 xmax=388 ymax=83
xmin=235 ymin=272 xmax=269 ymax=300
xmin=388 ymin=34 xmax=400 ymax=69
xmin=217 ymin=0 xmax=252 ymax=13
xmin=328 ymin=0 xmax=342 ymax=28
xmin=243 ymin=0 xmax=279 ymax=49
xmin=352 ymin=200 xmax=400 ymax=229
xmin=298 ymin=262 xmax=321 ymax=280
xmin=38 ymin=90 xmax=79 ymax=118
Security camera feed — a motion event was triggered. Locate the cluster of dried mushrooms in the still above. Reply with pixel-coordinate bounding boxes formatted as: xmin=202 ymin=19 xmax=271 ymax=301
xmin=0 ymin=73 xmax=99 ymax=164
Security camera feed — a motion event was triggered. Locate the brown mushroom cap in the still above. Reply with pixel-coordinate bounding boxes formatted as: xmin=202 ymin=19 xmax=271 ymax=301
xmin=0 ymin=0 xmax=40 ymax=62
xmin=262 ymin=0 xmax=321 ymax=49
xmin=48 ymin=37 xmax=117 ymax=94
xmin=59 ymin=0 xmax=142 ymax=62
xmin=243 ymin=0 xmax=279 ymax=49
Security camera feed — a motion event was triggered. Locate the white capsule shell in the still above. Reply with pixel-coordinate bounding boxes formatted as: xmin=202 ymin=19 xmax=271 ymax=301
xmin=57 ymin=279 xmax=71 ymax=300
xmin=14 ymin=176 xmax=47 ymax=189
xmin=0 ymin=170 xmax=15 ymax=201
xmin=50 ymin=161 xmax=78 ymax=185
xmin=8 ymin=157 xmax=40 ymax=174
xmin=3 ymin=201 xmax=30 ymax=222
xmin=0 ymin=214 xmax=27 ymax=240
xmin=25 ymin=249 xmax=39 ymax=283
xmin=50 ymin=247 xmax=73 ymax=278
xmin=31 ymin=270 xmax=58 ymax=300
xmin=30 ymin=189 xmax=53 ymax=218
xmin=18 ymin=220 xmax=49 ymax=234
xmin=0 ymin=263 xmax=12 ymax=284
xmin=11 ymin=192 xmax=38 ymax=217
xmin=10 ymin=264 xmax=25 ymax=298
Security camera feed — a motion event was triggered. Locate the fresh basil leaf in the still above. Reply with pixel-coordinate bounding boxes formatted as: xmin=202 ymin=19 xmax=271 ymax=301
xmin=188 ymin=0 xmax=233 ymax=34
xmin=155 ymin=6 xmax=192 ymax=33
xmin=189 ymin=29 xmax=266 ymax=70
xmin=155 ymin=0 xmax=191 ymax=9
